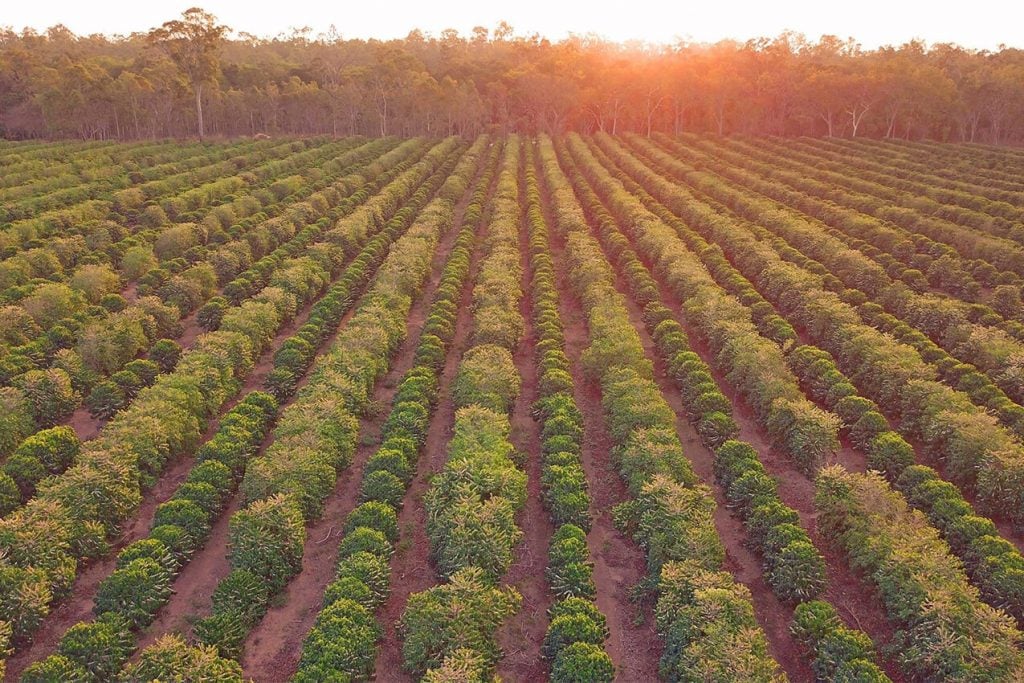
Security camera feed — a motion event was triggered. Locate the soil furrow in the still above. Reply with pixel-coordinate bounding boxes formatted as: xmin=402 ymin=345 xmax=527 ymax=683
xmin=238 ymin=155 xmax=485 ymax=682
xmin=370 ymin=177 xmax=498 ymax=682
xmin=570 ymin=142 xmax=905 ymax=681
xmin=3 ymin=270 xmax=343 ymax=681
xmin=535 ymin=154 xmax=661 ymax=682
xmin=494 ymin=157 xmax=553 ymax=681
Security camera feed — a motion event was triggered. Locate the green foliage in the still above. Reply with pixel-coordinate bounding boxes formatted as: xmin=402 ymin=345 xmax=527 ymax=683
xmin=550 ymin=642 xmax=615 ymax=683
xmin=21 ymin=655 xmax=90 ymax=683
xmin=148 ymin=338 xmax=183 ymax=373
xmin=210 ymin=569 xmax=270 ymax=624
xmin=655 ymin=562 xmax=782 ymax=681
xmin=766 ymin=540 xmax=826 ymax=603
xmin=15 ymin=368 xmax=79 ymax=426
xmin=0 ymin=472 xmax=21 ymax=514
xmin=613 ymin=475 xmax=723 ymax=576
xmin=815 ymin=466 xmax=1023 ymax=680
xmin=791 ymin=601 xmax=887 ymax=681
xmin=547 ymin=526 xmax=595 ymax=599
xmin=0 ymin=388 xmax=39 ymax=456
xmin=543 ymin=612 xmax=608 ymax=660
xmin=296 ymin=598 xmax=380 ymax=681
xmin=85 ymin=380 xmax=125 ymax=419
xmin=57 ymin=613 xmax=133 ymax=680
xmin=401 ymin=566 xmax=521 ymax=678
xmin=94 ymin=558 xmax=172 ymax=628
xmin=337 ymin=527 xmax=392 ymax=561
xmin=345 ymin=501 xmax=399 ymax=543
xmin=425 ymin=405 xmax=525 ymax=580
xmin=452 ymin=344 xmax=520 ymax=413
xmin=359 ymin=469 xmax=405 ymax=508
xmin=228 ymin=494 xmax=305 ymax=592
xmin=120 ymin=634 xmax=242 ymax=681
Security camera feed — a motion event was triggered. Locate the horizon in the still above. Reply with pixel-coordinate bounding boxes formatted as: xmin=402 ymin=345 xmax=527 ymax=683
xmin=5 ymin=0 xmax=1023 ymax=51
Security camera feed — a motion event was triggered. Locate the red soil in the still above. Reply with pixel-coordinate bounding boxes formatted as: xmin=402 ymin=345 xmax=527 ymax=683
xmin=3 ymin=269 xmax=347 ymax=681
xmin=238 ymin=173 xmax=481 ymax=683
xmin=371 ymin=181 xmax=494 ymax=682
xmin=134 ymin=291 xmax=349 ymax=654
xmin=494 ymin=166 xmax=554 ymax=681
xmin=629 ymin=252 xmax=905 ymax=682
xmin=539 ymin=187 xmax=662 ymax=680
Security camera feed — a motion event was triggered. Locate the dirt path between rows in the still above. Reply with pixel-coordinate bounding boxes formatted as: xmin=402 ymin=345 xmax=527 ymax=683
xmin=578 ymin=141 xmax=906 ymax=681
xmin=6 ymin=146 xmax=436 ymax=679
xmin=494 ymin=157 xmax=554 ymax=681
xmin=3 ymin=261 xmax=335 ymax=681
xmin=595 ymin=244 xmax=813 ymax=680
xmin=536 ymin=162 xmax=661 ymax=682
xmin=239 ymin=161 xmax=484 ymax=683
xmin=371 ymin=166 xmax=498 ymax=682
xmin=135 ymin=295 xmax=362 ymax=655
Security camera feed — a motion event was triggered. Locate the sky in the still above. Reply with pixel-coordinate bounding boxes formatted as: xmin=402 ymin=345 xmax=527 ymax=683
xmin=4 ymin=0 xmax=1023 ymax=50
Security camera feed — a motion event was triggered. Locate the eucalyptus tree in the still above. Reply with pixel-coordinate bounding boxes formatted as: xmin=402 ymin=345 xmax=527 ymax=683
xmin=147 ymin=7 xmax=229 ymax=139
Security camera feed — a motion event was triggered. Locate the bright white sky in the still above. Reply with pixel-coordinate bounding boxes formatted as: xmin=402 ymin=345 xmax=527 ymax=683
xmin=5 ymin=0 xmax=1023 ymax=50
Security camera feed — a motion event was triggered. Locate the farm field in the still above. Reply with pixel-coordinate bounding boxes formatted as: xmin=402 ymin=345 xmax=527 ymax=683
xmin=2 ymin=133 xmax=1024 ymax=682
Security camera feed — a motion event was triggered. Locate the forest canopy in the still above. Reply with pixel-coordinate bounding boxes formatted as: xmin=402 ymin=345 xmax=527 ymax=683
xmin=0 ymin=10 xmax=1022 ymax=142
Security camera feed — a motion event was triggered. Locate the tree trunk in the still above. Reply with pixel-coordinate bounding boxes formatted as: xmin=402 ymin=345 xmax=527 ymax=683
xmin=195 ymin=81 xmax=205 ymax=139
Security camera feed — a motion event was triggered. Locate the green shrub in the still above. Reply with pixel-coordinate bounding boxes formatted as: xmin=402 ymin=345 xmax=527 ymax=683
xmin=85 ymin=380 xmax=125 ymax=420
xmin=364 ymin=449 xmax=411 ymax=483
xmin=14 ymin=426 xmax=79 ymax=474
xmin=228 ymin=494 xmax=305 ymax=592
xmin=696 ymin=411 xmax=739 ymax=448
xmin=849 ymin=411 xmax=889 ymax=451
xmin=359 ymin=470 xmax=405 ymax=508
xmin=337 ymin=527 xmax=392 ymax=561
xmin=345 ymin=501 xmax=399 ymax=542
xmin=766 ymin=540 xmax=826 ymax=603
xmin=210 ymin=569 xmax=270 ymax=624
xmin=94 ymin=558 xmax=172 ymax=628
xmin=117 ymin=538 xmax=179 ymax=575
xmin=547 ymin=561 xmax=596 ymax=600
xmin=174 ymin=481 xmax=224 ymax=516
xmin=150 ymin=524 xmax=195 ymax=562
xmin=57 ymin=613 xmax=133 ymax=680
xmin=296 ymin=598 xmax=380 ymax=680
xmin=3 ymin=452 xmax=46 ymax=500
xmin=550 ymin=641 xmax=615 ymax=683
xmin=452 ymin=344 xmax=520 ymax=413
xmin=401 ymin=567 xmax=521 ymax=677
xmin=152 ymin=498 xmax=210 ymax=543
xmin=335 ymin=552 xmax=391 ymax=610
xmin=16 ymin=369 xmax=79 ymax=426
xmin=867 ymin=432 xmax=915 ymax=480
xmin=122 ymin=634 xmax=242 ymax=681
xmin=21 ymin=654 xmax=89 ymax=683
xmin=148 ymin=339 xmax=182 ymax=373
xmin=123 ymin=359 xmax=160 ymax=386
xmin=543 ymin=613 xmax=608 ymax=659
xmin=0 ymin=472 xmax=21 ymax=514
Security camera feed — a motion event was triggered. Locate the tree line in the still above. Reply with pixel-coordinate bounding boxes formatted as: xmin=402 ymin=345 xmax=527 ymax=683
xmin=0 ymin=8 xmax=1022 ymax=143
